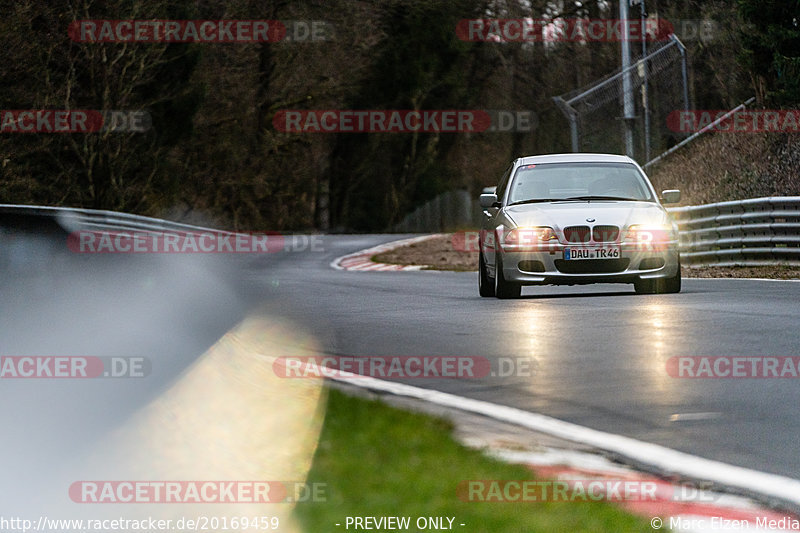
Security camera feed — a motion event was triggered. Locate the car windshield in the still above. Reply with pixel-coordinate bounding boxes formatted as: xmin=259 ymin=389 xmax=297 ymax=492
xmin=507 ymin=162 xmax=654 ymax=204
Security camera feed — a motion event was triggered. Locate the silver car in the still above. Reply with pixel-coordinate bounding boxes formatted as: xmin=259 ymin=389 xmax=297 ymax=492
xmin=478 ymin=153 xmax=681 ymax=298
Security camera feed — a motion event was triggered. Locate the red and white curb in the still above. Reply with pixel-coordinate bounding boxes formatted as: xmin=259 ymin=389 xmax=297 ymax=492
xmin=330 ymin=234 xmax=444 ymax=271
xmin=487 ymin=448 xmax=798 ymax=532
xmin=324 ymin=371 xmax=800 ymax=532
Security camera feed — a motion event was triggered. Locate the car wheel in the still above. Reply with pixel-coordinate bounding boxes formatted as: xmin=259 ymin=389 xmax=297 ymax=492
xmin=635 ymin=262 xmax=681 ymax=294
xmin=660 ymin=261 xmax=682 ymax=293
xmin=494 ymin=252 xmax=521 ymax=299
xmin=634 ymin=278 xmax=655 ymax=294
xmin=478 ymin=250 xmax=495 ymax=297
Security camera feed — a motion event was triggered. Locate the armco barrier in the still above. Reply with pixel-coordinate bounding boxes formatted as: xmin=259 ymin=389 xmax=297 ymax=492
xmin=395 ymin=192 xmax=800 ymax=268
xmin=394 ymin=189 xmax=800 ymax=268
xmin=668 ymin=197 xmax=800 ymax=267
xmin=0 ymin=203 xmax=227 ymax=236
xmin=0 ymin=204 xmax=229 ymax=274
xmin=3 ymin=198 xmax=800 ymax=268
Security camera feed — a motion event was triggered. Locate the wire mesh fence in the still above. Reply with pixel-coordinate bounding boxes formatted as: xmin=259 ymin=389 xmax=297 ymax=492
xmin=553 ymin=34 xmax=689 ymax=164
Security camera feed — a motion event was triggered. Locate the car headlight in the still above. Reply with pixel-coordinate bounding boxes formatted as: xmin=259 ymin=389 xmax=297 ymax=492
xmin=501 ymin=226 xmax=558 ymax=249
xmin=623 ymin=224 xmax=677 ymax=249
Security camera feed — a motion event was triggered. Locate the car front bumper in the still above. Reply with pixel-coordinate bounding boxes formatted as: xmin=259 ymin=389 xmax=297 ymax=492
xmin=497 ymin=242 xmax=680 ymax=285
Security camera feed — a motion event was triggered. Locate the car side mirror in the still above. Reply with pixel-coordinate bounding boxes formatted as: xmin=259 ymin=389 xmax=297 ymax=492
xmin=661 ymin=189 xmax=681 ymax=204
xmin=479 ymin=193 xmax=499 ymax=208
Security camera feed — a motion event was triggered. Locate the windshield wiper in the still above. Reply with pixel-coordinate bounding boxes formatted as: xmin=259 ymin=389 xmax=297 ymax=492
xmin=508 ymin=198 xmax=563 ymax=206
xmin=509 ymin=196 xmax=644 ymax=206
xmin=562 ymin=195 xmax=641 ymax=202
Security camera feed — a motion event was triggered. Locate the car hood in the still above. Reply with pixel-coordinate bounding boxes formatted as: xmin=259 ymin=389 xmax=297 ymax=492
xmin=504 ymin=201 xmax=669 ymax=229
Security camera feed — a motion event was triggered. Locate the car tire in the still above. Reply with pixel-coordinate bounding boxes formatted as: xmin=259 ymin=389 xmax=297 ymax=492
xmin=479 ymin=250 xmax=495 ymax=297
xmin=635 ymin=262 xmax=681 ymax=294
xmin=634 ymin=278 xmax=655 ymax=294
xmin=494 ymin=253 xmax=521 ymax=299
xmin=660 ymin=261 xmax=682 ymax=294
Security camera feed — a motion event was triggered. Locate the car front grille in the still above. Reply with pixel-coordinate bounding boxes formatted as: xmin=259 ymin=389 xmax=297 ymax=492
xmin=592 ymin=225 xmax=620 ymax=242
xmin=563 ymin=226 xmax=590 ymax=243
xmin=554 ymin=258 xmax=630 ymax=274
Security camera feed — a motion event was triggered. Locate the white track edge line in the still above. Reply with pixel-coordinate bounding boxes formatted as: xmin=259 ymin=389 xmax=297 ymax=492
xmin=327 ymin=371 xmax=800 ymax=508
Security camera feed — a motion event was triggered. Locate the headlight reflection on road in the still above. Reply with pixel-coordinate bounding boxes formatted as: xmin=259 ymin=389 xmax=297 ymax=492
xmin=639 ymin=301 xmax=682 ymax=396
xmin=506 ymin=303 xmax=560 ymax=388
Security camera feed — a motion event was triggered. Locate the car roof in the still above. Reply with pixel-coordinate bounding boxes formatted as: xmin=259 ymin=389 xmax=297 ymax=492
xmin=516 ymin=153 xmax=636 ymax=166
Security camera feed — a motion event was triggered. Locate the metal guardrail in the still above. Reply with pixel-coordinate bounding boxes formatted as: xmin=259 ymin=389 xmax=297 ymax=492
xmin=668 ymin=197 xmax=800 ymax=267
xmin=0 ymin=204 xmax=230 ymax=275
xmin=3 ymin=199 xmax=800 ymax=268
xmin=0 ymin=203 xmax=227 ymax=235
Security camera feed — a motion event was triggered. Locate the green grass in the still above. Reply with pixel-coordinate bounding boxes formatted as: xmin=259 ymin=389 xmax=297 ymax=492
xmin=294 ymin=388 xmax=657 ymax=532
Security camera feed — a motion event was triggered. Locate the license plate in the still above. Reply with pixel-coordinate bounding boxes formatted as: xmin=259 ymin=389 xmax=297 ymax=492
xmin=564 ymin=246 xmax=620 ymax=260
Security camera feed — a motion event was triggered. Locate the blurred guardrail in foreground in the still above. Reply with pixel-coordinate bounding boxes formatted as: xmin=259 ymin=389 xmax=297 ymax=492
xmin=0 ymin=204 xmax=227 ymax=275
xmin=0 ymin=203 xmax=226 ymax=235
xmin=668 ymin=197 xmax=800 ymax=267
